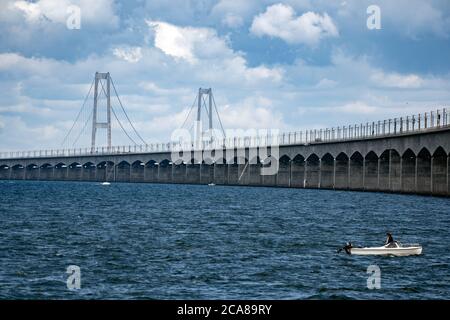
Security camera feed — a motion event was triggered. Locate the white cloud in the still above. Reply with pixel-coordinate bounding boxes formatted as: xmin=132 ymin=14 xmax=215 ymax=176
xmin=220 ymin=97 xmax=286 ymax=130
xmin=222 ymin=13 xmax=244 ymax=28
xmin=371 ymin=72 xmax=423 ymax=89
xmin=250 ymin=4 xmax=338 ymax=46
xmin=211 ymin=0 xmax=258 ymax=28
xmin=315 ymin=78 xmax=337 ymax=89
xmin=146 ymin=20 xmax=232 ymax=63
xmin=113 ymin=46 xmax=143 ymax=63
xmin=337 ymin=101 xmax=378 ymax=114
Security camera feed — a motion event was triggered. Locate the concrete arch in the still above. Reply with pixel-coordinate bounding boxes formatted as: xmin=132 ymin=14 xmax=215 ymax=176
xmin=11 ymin=164 xmax=25 ymax=180
xmin=159 ymin=159 xmax=173 ymax=183
xmin=378 ymin=150 xmax=390 ymax=191
xmin=69 ymin=162 xmax=82 ymax=168
xmin=55 ymin=162 xmax=67 ymax=168
xmin=401 ymin=148 xmax=416 ymax=193
xmin=305 ymin=153 xmax=320 ymax=188
xmin=279 ymin=154 xmax=291 ymax=163
xmin=82 ymin=162 xmax=96 ymax=181
xmin=38 ymin=163 xmax=54 ymax=180
xmin=82 ymin=162 xmax=95 ymax=168
xmin=117 ymin=160 xmax=131 ymax=168
xmin=293 ymin=154 xmax=305 ymax=163
xmin=97 ymin=161 xmax=113 ymax=168
xmin=144 ymin=160 xmax=157 ymax=182
xmin=433 ymin=146 xmax=447 ymax=157
xmin=67 ymin=162 xmax=83 ymax=181
xmin=116 ymin=160 xmax=131 ymax=182
xmin=335 ymin=152 xmax=349 ymax=189
xmin=0 ymin=164 xmax=10 ymax=180
xmin=145 ymin=160 xmax=157 ymax=167
xmin=277 ymin=155 xmax=291 ymax=187
xmin=54 ymin=162 xmax=68 ymax=180
xmin=365 ymin=151 xmax=379 ymax=190
xmin=132 ymin=160 xmax=144 ymax=167
xmin=131 ymin=160 xmax=145 ymax=183
xmin=350 ymin=151 xmax=363 ymax=189
xmin=320 ymin=153 xmax=334 ymax=188
xmin=389 ymin=149 xmax=401 ymax=191
xmin=432 ymin=146 xmax=447 ymax=195
xmin=417 ymin=147 xmax=431 ymax=193
xmin=290 ymin=154 xmax=305 ymax=188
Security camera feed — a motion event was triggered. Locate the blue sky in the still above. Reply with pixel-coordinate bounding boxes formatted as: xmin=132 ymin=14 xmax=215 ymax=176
xmin=0 ymin=0 xmax=450 ymax=151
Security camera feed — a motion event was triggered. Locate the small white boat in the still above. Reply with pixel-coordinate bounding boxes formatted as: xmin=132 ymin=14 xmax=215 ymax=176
xmin=350 ymin=242 xmax=422 ymax=257
xmin=208 ymin=183 xmax=216 ymax=186
xmin=101 ymin=182 xmax=111 ymax=186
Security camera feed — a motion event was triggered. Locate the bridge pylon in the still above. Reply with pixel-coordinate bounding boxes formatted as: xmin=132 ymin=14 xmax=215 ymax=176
xmin=91 ymin=72 xmax=112 ymax=153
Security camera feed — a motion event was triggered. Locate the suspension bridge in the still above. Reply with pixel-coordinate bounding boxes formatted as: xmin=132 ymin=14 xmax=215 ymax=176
xmin=0 ymin=72 xmax=449 ymax=197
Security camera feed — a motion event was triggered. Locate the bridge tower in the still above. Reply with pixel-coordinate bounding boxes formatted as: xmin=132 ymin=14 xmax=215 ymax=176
xmin=195 ymin=88 xmax=213 ymax=147
xmin=91 ymin=72 xmax=112 ymax=152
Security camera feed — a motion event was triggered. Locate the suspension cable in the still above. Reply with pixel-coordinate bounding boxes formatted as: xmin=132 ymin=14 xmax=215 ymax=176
xmin=111 ymin=105 xmax=138 ymax=145
xmin=72 ymin=109 xmax=93 ymax=146
xmin=60 ymin=77 xmax=95 ymax=146
xmin=110 ymin=76 xmax=147 ymax=145
xmin=212 ymin=93 xmax=226 ymax=138
xmin=99 ymin=79 xmax=138 ymax=145
xmin=180 ymin=94 xmax=198 ymax=129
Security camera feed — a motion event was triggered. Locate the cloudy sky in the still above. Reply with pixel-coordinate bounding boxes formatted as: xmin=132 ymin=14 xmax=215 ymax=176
xmin=0 ymin=0 xmax=449 ymax=151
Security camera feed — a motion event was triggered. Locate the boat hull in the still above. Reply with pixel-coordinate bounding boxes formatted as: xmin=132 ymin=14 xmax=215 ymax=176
xmin=350 ymin=246 xmax=422 ymax=256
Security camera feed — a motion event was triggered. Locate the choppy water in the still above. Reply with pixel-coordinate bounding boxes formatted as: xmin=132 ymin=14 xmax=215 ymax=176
xmin=0 ymin=180 xmax=449 ymax=299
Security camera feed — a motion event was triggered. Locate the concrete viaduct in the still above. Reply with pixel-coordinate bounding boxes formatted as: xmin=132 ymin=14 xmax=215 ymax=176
xmin=1 ymin=123 xmax=449 ymax=197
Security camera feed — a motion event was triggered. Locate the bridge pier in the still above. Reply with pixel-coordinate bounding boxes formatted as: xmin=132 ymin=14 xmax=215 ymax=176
xmin=172 ymin=163 xmax=186 ymax=184
xmin=68 ymin=164 xmax=82 ymax=181
xmin=158 ymin=162 xmax=173 ymax=183
xmin=320 ymin=154 xmax=334 ymax=189
xmin=0 ymin=165 xmax=9 ymax=180
xmin=213 ymin=162 xmax=227 ymax=185
xmin=389 ymin=150 xmax=401 ymax=192
xmin=276 ymin=157 xmax=290 ymax=187
xmin=25 ymin=164 xmax=39 ymax=180
xmin=334 ymin=153 xmax=348 ymax=189
xmin=305 ymin=155 xmax=320 ymax=188
xmin=200 ymin=164 xmax=214 ymax=184
xmin=82 ymin=163 xmax=96 ymax=181
xmin=349 ymin=153 xmax=363 ymax=190
xmin=290 ymin=156 xmax=304 ymax=188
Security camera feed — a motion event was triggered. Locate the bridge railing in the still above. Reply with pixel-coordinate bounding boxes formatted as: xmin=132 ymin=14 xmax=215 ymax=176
xmin=0 ymin=107 xmax=448 ymax=159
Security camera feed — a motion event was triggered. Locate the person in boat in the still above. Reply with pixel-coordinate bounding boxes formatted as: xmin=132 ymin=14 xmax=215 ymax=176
xmin=385 ymin=232 xmax=396 ymax=247
xmin=337 ymin=242 xmax=352 ymax=254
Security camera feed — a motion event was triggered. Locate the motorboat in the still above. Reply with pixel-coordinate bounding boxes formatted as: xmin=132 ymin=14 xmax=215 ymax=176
xmin=208 ymin=183 xmax=216 ymax=186
xmin=101 ymin=182 xmax=111 ymax=186
xmin=349 ymin=242 xmax=422 ymax=257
